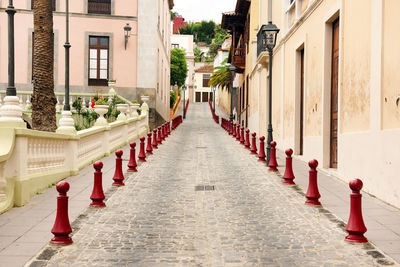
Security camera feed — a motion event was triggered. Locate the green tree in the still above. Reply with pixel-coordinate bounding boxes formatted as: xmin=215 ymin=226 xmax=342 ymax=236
xmin=170 ymin=48 xmax=188 ymax=87
xmin=208 ymin=25 xmax=230 ymax=59
xmin=179 ymin=20 xmax=215 ymax=44
xmin=209 ymin=59 xmax=231 ymax=90
xmin=31 ymin=0 xmax=57 ymax=131
xmin=194 ymin=47 xmax=203 ymax=62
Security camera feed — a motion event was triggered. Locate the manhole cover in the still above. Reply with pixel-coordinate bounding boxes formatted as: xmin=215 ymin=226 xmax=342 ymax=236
xmin=195 ymin=185 xmax=215 ymax=191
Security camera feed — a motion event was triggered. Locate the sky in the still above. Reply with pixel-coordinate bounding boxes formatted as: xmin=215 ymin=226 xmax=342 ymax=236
xmin=172 ymin=0 xmax=238 ymax=24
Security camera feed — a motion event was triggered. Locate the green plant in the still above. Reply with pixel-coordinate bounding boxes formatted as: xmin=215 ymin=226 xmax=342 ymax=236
xmin=114 ymin=99 xmax=126 ymax=104
xmin=131 ymin=99 xmax=138 ymax=104
xmin=95 ymin=99 xmax=108 ymax=105
xmin=170 ymin=91 xmax=177 ymax=108
xmin=72 ymin=98 xmax=82 ymax=113
xmin=170 ymin=48 xmax=188 ymax=87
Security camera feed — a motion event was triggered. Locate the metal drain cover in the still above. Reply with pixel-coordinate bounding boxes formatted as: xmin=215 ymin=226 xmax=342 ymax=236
xmin=195 ymin=185 xmax=215 ymax=191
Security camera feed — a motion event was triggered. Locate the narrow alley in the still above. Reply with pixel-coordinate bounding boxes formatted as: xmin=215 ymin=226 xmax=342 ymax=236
xmin=26 ymin=103 xmax=394 ymax=266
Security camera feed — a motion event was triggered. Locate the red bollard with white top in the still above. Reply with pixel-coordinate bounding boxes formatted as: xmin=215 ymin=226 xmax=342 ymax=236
xmin=90 ymin=161 xmax=106 ymax=207
xmin=282 ymin=148 xmax=295 ymax=184
xmin=305 ymin=159 xmax=321 ymax=206
xmin=112 ymin=150 xmax=125 ymax=186
xmin=345 ymin=179 xmax=368 ymax=243
xmin=50 ymin=181 xmax=73 ymax=244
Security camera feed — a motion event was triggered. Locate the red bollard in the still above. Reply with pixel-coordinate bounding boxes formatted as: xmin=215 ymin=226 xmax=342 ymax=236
xmin=250 ymin=132 xmax=258 ymax=155
xmin=305 ymin=159 xmax=321 ymax=206
xmin=146 ymin=132 xmax=153 ymax=155
xmin=50 ymin=181 xmax=73 ymax=244
xmin=160 ymin=125 xmax=165 ymax=141
xmin=166 ymin=121 xmax=171 ymax=136
xmin=345 ymin=179 xmax=368 ymax=243
xmin=244 ymin=129 xmax=250 ymax=149
xmin=164 ymin=123 xmax=168 ymax=138
xmin=112 ymin=150 xmax=125 ymax=186
xmin=236 ymin=125 xmax=241 ymax=141
xmin=127 ymin=142 xmax=138 ymax=172
xmin=138 ymin=136 xmax=147 ymax=162
xmin=268 ymin=141 xmax=278 ymax=171
xmin=258 ymin=136 xmax=266 ymax=161
xmin=232 ymin=123 xmax=237 ymax=138
xmin=90 ymin=161 xmax=106 ymax=207
xmin=152 ymin=129 xmax=158 ymax=149
xmin=240 ymin=127 xmax=245 ymax=144
xmin=229 ymin=122 xmax=233 ymax=135
xmin=157 ymin=127 xmax=163 ymax=144
xmin=282 ymin=149 xmax=295 ymax=184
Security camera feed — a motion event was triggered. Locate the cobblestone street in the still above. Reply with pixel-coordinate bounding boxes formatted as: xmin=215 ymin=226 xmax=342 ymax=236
xmin=28 ymin=103 xmax=396 ymax=266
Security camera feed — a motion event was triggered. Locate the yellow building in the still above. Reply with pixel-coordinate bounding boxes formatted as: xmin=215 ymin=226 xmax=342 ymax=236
xmin=222 ymin=0 xmax=400 ymax=209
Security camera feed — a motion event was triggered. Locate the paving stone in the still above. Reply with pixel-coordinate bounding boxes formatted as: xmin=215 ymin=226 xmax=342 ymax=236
xmin=26 ymin=104 xmax=398 ymax=266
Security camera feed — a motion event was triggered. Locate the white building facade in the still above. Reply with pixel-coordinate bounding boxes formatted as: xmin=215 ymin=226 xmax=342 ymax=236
xmin=193 ymin=63 xmax=213 ymax=103
xmin=137 ymin=0 xmax=173 ymax=121
xmin=171 ymin=34 xmax=195 ymax=102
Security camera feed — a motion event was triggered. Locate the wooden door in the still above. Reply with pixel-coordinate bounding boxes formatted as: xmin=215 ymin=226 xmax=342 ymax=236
xmin=195 ymin=92 xmax=201 ymax=102
xmin=330 ymin=19 xmax=339 ymax=168
xmin=300 ymin=49 xmax=304 ymax=155
xmin=202 ymin=92 xmax=209 ymax=102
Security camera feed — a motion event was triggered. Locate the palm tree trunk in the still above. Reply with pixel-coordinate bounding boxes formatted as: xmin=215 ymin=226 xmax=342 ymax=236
xmin=31 ymin=0 xmax=57 ymax=131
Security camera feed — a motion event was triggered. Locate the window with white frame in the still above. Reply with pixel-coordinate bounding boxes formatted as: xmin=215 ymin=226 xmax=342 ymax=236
xmin=89 ymin=36 xmax=109 ymax=86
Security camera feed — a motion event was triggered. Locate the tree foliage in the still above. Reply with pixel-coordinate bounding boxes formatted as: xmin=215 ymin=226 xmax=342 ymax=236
xmin=209 ymin=59 xmax=231 ymax=90
xmin=194 ymin=47 xmax=203 ymax=62
xmin=208 ymin=25 xmax=230 ymax=59
xmin=179 ymin=20 xmax=215 ymax=44
xmin=170 ymin=48 xmax=188 ymax=87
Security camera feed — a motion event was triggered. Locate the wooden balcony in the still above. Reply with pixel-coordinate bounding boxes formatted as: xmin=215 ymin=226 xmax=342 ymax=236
xmin=232 ymin=47 xmax=246 ymax=72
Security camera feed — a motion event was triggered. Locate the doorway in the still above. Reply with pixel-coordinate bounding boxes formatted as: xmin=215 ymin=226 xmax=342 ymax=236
xmin=330 ymin=19 xmax=339 ymax=168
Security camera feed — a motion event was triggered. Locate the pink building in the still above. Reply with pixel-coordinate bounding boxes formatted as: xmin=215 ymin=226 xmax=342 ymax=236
xmin=0 ymin=1 xmax=138 ymax=99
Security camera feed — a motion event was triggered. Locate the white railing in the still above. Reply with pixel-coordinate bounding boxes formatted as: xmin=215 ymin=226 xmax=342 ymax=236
xmin=0 ymin=90 xmax=150 ymax=214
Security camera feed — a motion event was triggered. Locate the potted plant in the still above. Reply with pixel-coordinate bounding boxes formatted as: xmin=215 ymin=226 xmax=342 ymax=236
xmin=108 ymin=79 xmax=116 ymax=87
xmin=130 ymin=99 xmax=140 ymax=118
xmin=115 ymin=99 xmax=128 ymax=120
xmin=141 ymin=94 xmax=150 ymax=104
xmin=94 ymin=98 xmax=109 ymax=126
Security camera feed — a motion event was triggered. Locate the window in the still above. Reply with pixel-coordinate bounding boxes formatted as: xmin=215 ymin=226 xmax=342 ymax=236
xmin=88 ymin=0 xmax=111 ymax=15
xmin=31 ymin=0 xmax=56 ymax=11
xmin=203 ymin=74 xmax=210 ymax=87
xmin=88 ymin=36 xmax=109 ymax=86
xmin=171 ymin=44 xmax=179 ymax=48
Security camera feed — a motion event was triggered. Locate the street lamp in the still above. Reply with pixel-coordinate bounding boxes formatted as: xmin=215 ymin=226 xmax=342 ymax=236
xmin=64 ymin=0 xmax=70 ymax=111
xmin=124 ymin=23 xmax=132 ymax=50
xmin=212 ymin=86 xmax=216 ymax=113
xmin=0 ymin=0 xmax=24 ymax=126
xmin=182 ymin=84 xmax=186 ymax=119
xmin=258 ymin=22 xmax=280 ymax=163
xmin=228 ymin=64 xmax=236 ymax=135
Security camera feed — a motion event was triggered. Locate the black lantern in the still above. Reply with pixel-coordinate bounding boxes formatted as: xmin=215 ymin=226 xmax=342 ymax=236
xmin=124 ymin=23 xmax=132 ymax=50
xmin=260 ymin=22 xmax=280 ymax=52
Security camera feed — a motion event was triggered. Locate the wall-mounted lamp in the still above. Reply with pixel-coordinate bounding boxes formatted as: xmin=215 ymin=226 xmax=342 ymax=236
xmin=124 ymin=23 xmax=132 ymax=50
